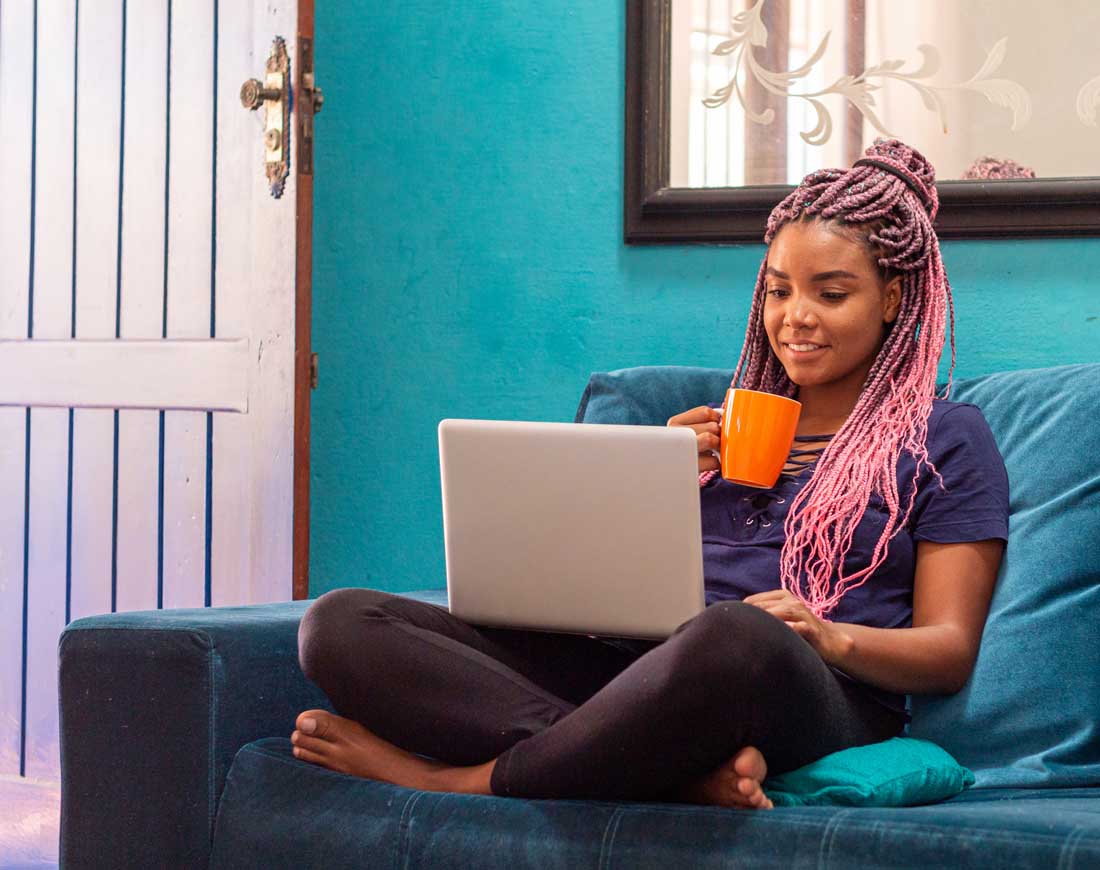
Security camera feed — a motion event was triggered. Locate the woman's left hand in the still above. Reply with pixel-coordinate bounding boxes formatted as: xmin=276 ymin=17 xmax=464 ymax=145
xmin=742 ymin=589 xmax=852 ymax=666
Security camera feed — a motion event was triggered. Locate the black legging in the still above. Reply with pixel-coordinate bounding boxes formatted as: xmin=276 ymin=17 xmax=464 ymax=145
xmin=297 ymin=588 xmax=905 ymax=801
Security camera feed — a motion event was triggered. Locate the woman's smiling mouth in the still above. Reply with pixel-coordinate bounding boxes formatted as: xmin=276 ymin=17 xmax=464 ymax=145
xmin=784 ymin=342 xmax=828 ymax=356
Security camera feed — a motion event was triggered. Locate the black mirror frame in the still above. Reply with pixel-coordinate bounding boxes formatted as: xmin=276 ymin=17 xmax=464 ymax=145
xmin=625 ymin=0 xmax=1100 ymax=244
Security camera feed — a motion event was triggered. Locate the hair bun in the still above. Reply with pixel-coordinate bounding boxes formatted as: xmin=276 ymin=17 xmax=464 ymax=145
xmin=860 ymin=138 xmax=938 ymax=219
xmin=962 ymin=155 xmax=1036 ymax=180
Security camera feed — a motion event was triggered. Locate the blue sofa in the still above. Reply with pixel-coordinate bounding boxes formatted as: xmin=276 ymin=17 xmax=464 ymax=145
xmin=58 ymin=362 xmax=1100 ymax=868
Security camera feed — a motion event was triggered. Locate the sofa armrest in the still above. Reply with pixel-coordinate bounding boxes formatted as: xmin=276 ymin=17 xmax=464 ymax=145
xmin=58 ymin=600 xmax=324 ymax=869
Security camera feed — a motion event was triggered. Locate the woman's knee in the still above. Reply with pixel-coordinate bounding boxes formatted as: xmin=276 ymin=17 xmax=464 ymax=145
xmin=668 ymin=600 xmax=806 ymax=687
xmin=297 ymin=587 xmax=394 ymax=681
xmin=676 ymin=599 xmax=787 ymax=645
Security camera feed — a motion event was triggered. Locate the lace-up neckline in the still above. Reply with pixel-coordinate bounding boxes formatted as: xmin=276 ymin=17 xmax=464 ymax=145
xmin=740 ymin=433 xmax=835 ymax=529
xmin=781 ymin=433 xmax=835 ymax=479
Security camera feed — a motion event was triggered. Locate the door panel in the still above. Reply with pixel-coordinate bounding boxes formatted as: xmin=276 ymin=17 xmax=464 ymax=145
xmin=163 ymin=0 xmax=214 ymax=611
xmin=0 ymin=0 xmax=34 ymax=781
xmin=25 ymin=408 xmax=68 ymax=781
xmin=213 ymin=5 xmax=299 ymax=606
xmin=0 ymin=0 xmax=301 ymax=789
xmin=71 ymin=0 xmax=123 ymax=626
xmin=116 ymin=1 xmax=170 ymax=616
xmin=24 ymin=0 xmax=77 ymax=784
xmin=211 ymin=5 xmax=259 ymax=607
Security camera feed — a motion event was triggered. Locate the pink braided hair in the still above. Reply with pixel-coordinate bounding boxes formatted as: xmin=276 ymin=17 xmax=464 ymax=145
xmin=961 ymin=155 xmax=1036 ymax=180
xmin=704 ymin=138 xmax=956 ymax=620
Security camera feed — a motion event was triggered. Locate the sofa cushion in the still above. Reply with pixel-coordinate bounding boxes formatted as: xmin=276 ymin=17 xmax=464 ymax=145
xmin=57 ymin=588 xmax=451 ymax=869
xmin=573 ymin=365 xmax=734 ymax=425
xmin=908 ymin=363 xmax=1100 ymax=788
xmin=764 ymin=737 xmax=974 ymax=807
xmin=210 ymin=738 xmax=1100 ymax=869
xmin=59 ymin=599 xmax=327 ymax=869
xmin=575 ymin=362 xmax=1100 ymax=790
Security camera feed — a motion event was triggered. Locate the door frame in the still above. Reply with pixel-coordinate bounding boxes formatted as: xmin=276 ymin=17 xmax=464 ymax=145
xmin=293 ymin=0 xmax=316 ymax=601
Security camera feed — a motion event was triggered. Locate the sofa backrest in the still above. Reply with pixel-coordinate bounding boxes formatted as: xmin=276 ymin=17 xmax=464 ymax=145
xmin=576 ymin=362 xmax=1100 ymax=789
xmin=574 ymin=366 xmax=734 ymax=425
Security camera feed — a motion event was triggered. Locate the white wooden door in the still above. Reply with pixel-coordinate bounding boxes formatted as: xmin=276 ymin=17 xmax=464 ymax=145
xmin=0 ymin=0 xmax=303 ymax=814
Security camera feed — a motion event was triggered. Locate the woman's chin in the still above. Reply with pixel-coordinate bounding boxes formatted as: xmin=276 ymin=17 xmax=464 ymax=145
xmin=783 ymin=370 xmax=816 ymax=386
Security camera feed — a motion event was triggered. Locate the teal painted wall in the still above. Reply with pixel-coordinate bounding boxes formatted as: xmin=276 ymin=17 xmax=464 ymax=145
xmin=309 ymin=3 xmax=1099 ymax=597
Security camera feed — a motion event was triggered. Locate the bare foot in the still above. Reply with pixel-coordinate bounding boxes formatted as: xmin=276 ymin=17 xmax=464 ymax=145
xmin=675 ymin=746 xmax=774 ymax=810
xmin=290 ymin=709 xmax=494 ymax=795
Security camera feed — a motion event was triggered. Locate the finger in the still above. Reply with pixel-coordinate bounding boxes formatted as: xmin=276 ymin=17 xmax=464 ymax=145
xmin=698 ymin=454 xmax=720 ymax=473
xmin=743 ymin=590 xmax=793 ymax=605
xmin=758 ymin=604 xmax=809 ymax=628
xmin=696 ymin=431 xmax=720 ymax=454
xmin=743 ymin=602 xmax=787 ymax=615
xmin=750 ymin=604 xmax=789 ymax=624
xmin=667 ymin=406 xmax=722 ymax=427
xmin=686 ymin=422 xmax=720 ymax=437
xmin=757 ymin=598 xmax=818 ymax=626
xmin=766 ymin=603 xmax=807 ymax=622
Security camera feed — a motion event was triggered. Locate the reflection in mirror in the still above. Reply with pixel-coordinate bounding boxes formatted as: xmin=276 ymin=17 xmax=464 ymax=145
xmin=670 ymin=0 xmax=1099 ymax=188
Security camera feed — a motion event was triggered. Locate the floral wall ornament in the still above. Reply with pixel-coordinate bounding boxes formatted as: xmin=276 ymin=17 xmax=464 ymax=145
xmin=703 ymin=0 xmax=1032 ymax=146
xmin=1076 ymin=73 xmax=1100 ymax=127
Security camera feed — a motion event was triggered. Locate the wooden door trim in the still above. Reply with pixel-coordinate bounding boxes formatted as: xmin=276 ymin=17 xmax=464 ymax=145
xmin=293 ymin=0 xmax=316 ymax=601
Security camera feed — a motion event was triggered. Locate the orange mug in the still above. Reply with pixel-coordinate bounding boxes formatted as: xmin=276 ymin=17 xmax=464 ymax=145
xmin=719 ymin=388 xmax=802 ymax=488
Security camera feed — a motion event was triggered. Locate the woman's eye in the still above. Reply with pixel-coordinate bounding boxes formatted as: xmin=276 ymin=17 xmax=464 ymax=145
xmin=766 ymin=288 xmax=847 ymax=301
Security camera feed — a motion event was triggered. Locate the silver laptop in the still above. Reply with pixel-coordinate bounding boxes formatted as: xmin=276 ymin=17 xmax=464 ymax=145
xmin=438 ymin=419 xmax=706 ymax=639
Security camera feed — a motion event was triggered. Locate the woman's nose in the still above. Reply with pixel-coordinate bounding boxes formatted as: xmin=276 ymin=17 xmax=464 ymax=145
xmin=783 ymin=297 xmax=817 ymax=329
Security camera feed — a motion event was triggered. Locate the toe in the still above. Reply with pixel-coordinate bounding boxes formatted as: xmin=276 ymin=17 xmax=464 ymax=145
xmin=748 ymin=784 xmax=773 ymax=810
xmin=292 ymin=744 xmax=333 ymax=769
xmin=731 ymin=775 xmax=771 ymax=810
xmin=733 ymin=746 xmax=767 ymax=782
xmin=292 ymin=731 xmax=330 ymax=755
xmin=296 ymin=709 xmax=333 ymax=738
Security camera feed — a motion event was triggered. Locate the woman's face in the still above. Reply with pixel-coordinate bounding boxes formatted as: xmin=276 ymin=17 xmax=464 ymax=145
xmin=762 ymin=219 xmax=902 ymax=396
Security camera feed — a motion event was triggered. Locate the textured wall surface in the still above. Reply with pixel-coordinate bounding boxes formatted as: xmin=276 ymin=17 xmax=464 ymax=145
xmin=309 ymin=3 xmax=1100 ymax=596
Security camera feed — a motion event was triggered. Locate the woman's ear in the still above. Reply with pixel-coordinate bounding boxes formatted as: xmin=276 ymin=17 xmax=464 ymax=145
xmin=883 ymin=276 xmax=903 ymax=324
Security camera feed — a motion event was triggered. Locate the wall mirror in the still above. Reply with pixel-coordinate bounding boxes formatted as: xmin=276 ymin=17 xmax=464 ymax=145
xmin=625 ymin=0 xmax=1100 ymax=242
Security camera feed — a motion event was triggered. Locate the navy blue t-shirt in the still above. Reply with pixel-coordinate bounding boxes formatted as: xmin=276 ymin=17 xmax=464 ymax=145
xmin=700 ymin=399 xmax=1010 ymax=716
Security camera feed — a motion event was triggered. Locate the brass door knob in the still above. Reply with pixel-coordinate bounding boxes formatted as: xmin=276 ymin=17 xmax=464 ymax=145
xmin=240 ymin=78 xmax=281 ymax=110
xmin=240 ymin=36 xmax=291 ymax=198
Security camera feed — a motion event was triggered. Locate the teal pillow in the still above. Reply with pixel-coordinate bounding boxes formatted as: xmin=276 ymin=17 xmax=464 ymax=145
xmin=763 ymin=737 xmax=975 ymax=807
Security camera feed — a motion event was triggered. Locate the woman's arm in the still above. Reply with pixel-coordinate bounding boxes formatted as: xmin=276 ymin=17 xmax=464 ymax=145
xmin=826 ymin=539 xmax=1005 ymax=694
xmin=746 ymin=538 xmax=1005 ymax=695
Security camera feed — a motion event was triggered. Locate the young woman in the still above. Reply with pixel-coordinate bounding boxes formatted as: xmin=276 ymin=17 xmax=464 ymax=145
xmin=290 ymin=139 xmax=1009 ymax=810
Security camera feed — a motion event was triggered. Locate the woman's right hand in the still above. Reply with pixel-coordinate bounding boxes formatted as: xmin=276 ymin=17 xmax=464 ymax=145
xmin=667 ymin=406 xmax=722 ymax=473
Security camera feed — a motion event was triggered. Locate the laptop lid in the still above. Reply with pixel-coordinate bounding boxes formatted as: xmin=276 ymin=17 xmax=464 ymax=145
xmin=438 ymin=419 xmax=705 ymax=639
